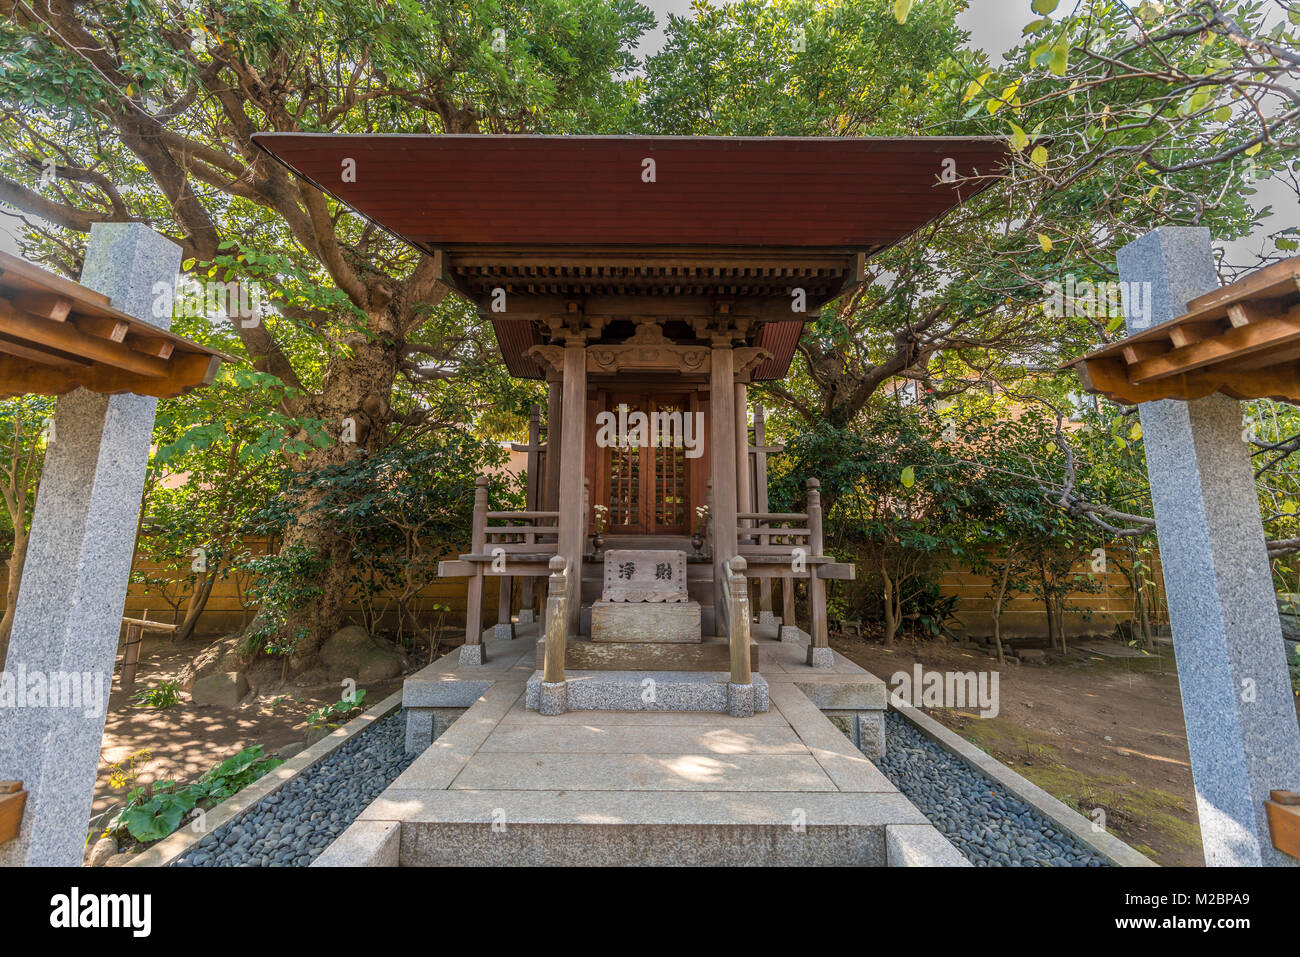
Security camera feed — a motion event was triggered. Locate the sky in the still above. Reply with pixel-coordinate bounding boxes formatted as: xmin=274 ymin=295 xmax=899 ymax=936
xmin=633 ymin=0 xmax=1033 ymax=59
xmin=2 ymin=1 xmax=1292 ymax=265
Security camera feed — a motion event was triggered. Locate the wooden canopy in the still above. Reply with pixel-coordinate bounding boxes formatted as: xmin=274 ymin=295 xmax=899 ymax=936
xmin=252 ymin=134 xmax=1008 ymax=380
xmin=0 ymin=251 xmax=228 ymax=399
xmin=1074 ymin=256 xmax=1300 ymax=405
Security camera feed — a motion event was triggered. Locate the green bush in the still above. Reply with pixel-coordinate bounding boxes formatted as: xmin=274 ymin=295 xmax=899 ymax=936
xmin=130 ymin=681 xmax=181 ymax=709
xmin=108 ymin=745 xmax=283 ymax=845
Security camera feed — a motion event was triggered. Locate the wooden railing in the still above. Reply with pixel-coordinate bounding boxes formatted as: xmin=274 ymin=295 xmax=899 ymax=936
xmin=541 ymin=555 xmax=568 ymax=685
xmin=722 ymin=555 xmax=752 ymax=686
xmin=735 ymin=478 xmax=823 ymax=558
xmin=469 ymin=475 xmax=560 ymax=556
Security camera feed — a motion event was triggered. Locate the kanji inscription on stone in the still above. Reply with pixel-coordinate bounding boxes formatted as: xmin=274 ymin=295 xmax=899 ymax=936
xmin=601 ymin=550 xmax=688 ymax=603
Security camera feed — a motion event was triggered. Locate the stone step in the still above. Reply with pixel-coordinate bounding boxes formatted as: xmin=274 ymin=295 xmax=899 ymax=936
xmin=525 ymin=669 xmax=769 ymax=714
xmin=536 ymin=637 xmax=758 ymax=672
xmin=390 ymin=790 xmax=923 ymax=866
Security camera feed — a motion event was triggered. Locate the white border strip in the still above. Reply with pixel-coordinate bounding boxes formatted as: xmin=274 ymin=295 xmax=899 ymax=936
xmin=890 ymin=700 xmax=1158 ymax=867
xmin=123 ymin=687 xmax=404 ymax=868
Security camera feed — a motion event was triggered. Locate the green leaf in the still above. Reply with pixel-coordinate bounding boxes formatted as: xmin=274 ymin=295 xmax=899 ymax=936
xmin=1049 ymin=42 xmax=1070 ymax=76
xmin=962 ymin=71 xmax=992 ymax=104
xmin=1031 ymin=0 xmax=1060 ymax=14
xmin=893 ymin=0 xmax=914 ymax=24
xmin=900 ymin=465 xmax=915 ymax=488
xmin=1030 ymin=144 xmax=1048 ymax=168
xmin=1009 ymin=122 xmax=1029 ymax=152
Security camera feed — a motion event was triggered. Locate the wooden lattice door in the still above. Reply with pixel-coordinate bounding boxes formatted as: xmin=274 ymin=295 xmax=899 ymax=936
xmin=602 ymin=393 xmax=691 ymax=535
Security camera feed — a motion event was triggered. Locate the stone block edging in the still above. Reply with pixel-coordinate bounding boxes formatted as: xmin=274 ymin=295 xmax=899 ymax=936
xmin=123 ymin=687 xmax=404 ymax=868
xmin=889 ymin=700 xmax=1157 ymax=867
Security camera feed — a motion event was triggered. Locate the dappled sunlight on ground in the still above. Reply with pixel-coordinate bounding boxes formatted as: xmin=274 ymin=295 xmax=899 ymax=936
xmin=93 ymin=635 xmax=404 ymax=826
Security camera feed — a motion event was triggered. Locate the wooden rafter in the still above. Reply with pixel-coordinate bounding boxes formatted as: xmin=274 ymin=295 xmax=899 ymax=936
xmin=0 ymin=251 xmax=231 ymax=400
xmin=1072 ymin=256 xmax=1300 ymax=405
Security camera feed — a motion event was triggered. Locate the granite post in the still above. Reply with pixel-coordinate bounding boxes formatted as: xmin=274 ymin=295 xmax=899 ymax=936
xmin=0 ymin=223 xmax=181 ymax=866
xmin=1117 ymin=226 xmax=1300 ymax=866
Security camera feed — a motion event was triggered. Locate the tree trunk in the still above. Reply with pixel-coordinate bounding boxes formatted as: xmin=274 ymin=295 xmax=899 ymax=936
xmin=1051 ymin=594 xmax=1067 ymax=654
xmin=881 ymin=560 xmax=898 ymax=646
xmin=0 ymin=529 xmax=29 ymax=666
xmin=256 ymin=332 xmax=401 ymax=671
xmin=174 ymin=568 xmax=217 ymax=644
xmin=991 ymin=562 xmax=1010 ymax=665
xmin=1040 ymin=561 xmax=1057 ymax=653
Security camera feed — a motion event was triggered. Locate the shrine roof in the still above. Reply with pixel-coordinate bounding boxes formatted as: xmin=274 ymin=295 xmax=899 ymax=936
xmin=252 ymin=134 xmax=1009 ymax=380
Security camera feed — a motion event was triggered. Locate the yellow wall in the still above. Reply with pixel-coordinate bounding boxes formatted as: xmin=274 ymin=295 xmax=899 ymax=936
xmin=1 ymin=538 xmax=1163 ymax=641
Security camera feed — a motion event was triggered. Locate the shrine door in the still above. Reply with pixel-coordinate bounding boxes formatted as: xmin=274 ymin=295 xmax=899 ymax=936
xmin=601 ymin=393 xmax=692 ymax=535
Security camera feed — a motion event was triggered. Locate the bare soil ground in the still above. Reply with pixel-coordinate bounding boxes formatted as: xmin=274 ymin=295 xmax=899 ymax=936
xmin=91 ymin=634 xmax=412 ymax=835
xmin=834 ymin=635 xmax=1205 ymax=866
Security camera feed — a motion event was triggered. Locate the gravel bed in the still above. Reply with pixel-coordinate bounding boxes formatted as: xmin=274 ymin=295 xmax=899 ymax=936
xmin=172 ymin=708 xmax=416 ymax=867
xmin=874 ymin=710 xmax=1109 ymax=867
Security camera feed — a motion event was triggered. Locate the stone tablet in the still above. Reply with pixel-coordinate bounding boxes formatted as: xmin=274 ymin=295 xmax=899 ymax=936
xmin=602 ymin=549 xmax=688 ymax=603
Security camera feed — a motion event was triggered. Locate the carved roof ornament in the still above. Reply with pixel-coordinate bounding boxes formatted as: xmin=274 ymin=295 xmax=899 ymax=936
xmin=734 ymin=346 xmax=774 ymax=378
xmin=589 ymin=322 xmax=710 ymax=373
xmin=529 ymin=321 xmax=751 ymax=375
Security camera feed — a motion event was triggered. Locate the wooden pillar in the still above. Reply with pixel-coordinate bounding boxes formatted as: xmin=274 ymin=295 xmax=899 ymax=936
xmin=541 ymin=557 xmax=569 ymax=684
xmin=514 ymin=404 xmax=543 ymax=620
xmin=121 ymin=622 xmax=144 ymax=694
xmin=545 ymin=377 xmax=563 ymax=511
xmin=710 ymin=342 xmax=738 ymax=635
xmin=734 ymin=381 xmax=751 ymax=545
xmin=753 ymin=405 xmax=774 ymax=619
xmin=782 ymin=575 xmax=796 ymax=630
xmin=558 ymin=340 xmax=587 ymax=636
xmin=463 ymin=475 xmax=489 ymax=660
xmin=496 ymin=575 xmax=513 ymax=632
xmin=806 ymin=477 xmax=831 ymax=667
xmin=727 ymin=557 xmax=752 ymax=685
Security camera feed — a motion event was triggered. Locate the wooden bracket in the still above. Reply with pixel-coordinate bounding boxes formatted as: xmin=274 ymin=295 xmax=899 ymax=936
xmin=1265 ymin=790 xmax=1300 ymax=861
xmin=0 ymin=780 xmax=27 ymax=844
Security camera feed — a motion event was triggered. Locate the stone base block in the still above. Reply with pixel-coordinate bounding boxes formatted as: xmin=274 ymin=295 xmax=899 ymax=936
xmin=591 ymin=600 xmax=701 ymax=643
xmin=822 ymin=709 xmax=888 ymax=761
xmin=517 ymin=609 xmax=535 ymax=624
xmin=525 ymin=670 xmax=769 ymax=714
xmin=779 ymin=626 xmax=802 ymax=643
xmin=885 ymin=824 xmax=971 ymax=867
xmin=405 ymin=708 xmax=434 ymax=754
xmin=856 ymin=711 xmax=885 ymax=761
xmin=459 ymin=643 xmax=486 ymax=666
xmin=727 ymin=682 xmax=756 ymax=718
xmin=312 ymin=820 xmax=401 ymax=867
xmin=491 ymin=623 xmax=513 ymax=641
xmin=758 ymin=611 xmax=777 ymax=625
xmin=404 ymin=707 xmax=468 ymax=755
xmin=807 ymin=646 xmax=835 ymax=669
xmin=537 ymin=680 xmax=568 ymax=716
